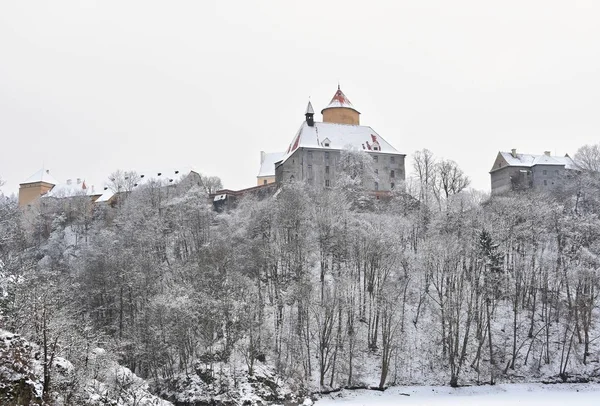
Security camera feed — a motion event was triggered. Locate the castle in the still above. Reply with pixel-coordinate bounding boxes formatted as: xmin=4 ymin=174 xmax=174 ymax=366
xmin=18 ymin=85 xmax=583 ymax=208
xmin=259 ymin=86 xmax=406 ymax=193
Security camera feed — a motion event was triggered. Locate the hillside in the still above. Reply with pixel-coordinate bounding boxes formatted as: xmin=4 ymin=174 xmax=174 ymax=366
xmin=2 ymin=159 xmax=600 ymax=404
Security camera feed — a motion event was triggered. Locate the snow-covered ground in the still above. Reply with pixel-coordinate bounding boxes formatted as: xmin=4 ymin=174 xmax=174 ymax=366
xmin=314 ymin=383 xmax=600 ymax=405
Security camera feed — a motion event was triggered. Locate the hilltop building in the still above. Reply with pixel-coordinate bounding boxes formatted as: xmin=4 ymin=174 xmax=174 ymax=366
xmin=18 ymin=167 xmax=204 ymax=208
xmin=490 ymin=149 xmax=579 ymax=194
xmin=94 ymin=168 xmax=203 ymax=206
xmin=259 ymin=86 xmax=405 ymax=193
xmin=18 ymin=169 xmax=97 ymax=207
xmin=257 ymin=152 xmax=285 ymax=186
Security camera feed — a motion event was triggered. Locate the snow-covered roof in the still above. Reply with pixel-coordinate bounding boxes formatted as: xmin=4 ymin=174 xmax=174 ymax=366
xmin=45 ymin=179 xmax=94 ymax=199
xmin=305 ymin=101 xmax=314 ymax=115
xmin=258 ymin=152 xmax=286 ymax=178
xmin=20 ymin=168 xmax=59 ymax=185
xmin=321 ymin=86 xmax=359 ymax=114
xmin=495 ymin=152 xmax=579 ymax=172
xmin=278 ymin=121 xmax=402 ymax=165
xmin=95 ymin=167 xmax=199 ymax=203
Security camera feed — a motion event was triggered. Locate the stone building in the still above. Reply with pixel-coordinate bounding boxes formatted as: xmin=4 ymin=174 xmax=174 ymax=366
xmin=18 ymin=168 xmax=96 ymax=207
xmin=273 ymin=86 xmax=405 ymax=193
xmin=490 ymin=149 xmax=578 ymax=194
xmin=18 ymin=167 xmax=202 ymax=208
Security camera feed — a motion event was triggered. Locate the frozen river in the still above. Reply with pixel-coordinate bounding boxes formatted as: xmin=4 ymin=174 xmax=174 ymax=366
xmin=314 ymin=383 xmax=600 ymax=405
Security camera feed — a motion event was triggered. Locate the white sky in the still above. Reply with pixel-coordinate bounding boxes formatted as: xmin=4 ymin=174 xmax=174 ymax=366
xmin=1 ymin=1 xmax=599 ymax=195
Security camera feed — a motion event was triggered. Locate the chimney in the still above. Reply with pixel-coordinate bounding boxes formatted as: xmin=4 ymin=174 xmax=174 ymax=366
xmin=260 ymin=151 xmax=266 ymax=164
xmin=46 ymin=169 xmax=50 ymax=174
xmin=511 ymin=149 xmax=517 ymax=158
xmin=544 ymin=151 xmax=551 ymax=156
xmin=66 ymin=179 xmax=72 ymax=185
xmin=77 ymin=178 xmax=81 ymax=184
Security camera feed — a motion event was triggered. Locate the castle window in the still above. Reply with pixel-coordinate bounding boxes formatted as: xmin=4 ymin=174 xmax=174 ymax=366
xmin=374 ymin=169 xmax=378 ymax=175
xmin=308 ymin=164 xmax=312 ymax=171
xmin=390 ymin=170 xmax=395 ymax=178
xmin=263 ymin=179 xmax=267 ymax=185
xmin=325 ymin=179 xmax=330 ymax=187
xmin=543 ymin=180 xmax=547 ymax=186
xmin=373 ymin=155 xmax=378 ymax=162
xmin=308 ymin=151 xmax=313 ymax=159
xmin=325 ymin=152 xmax=330 ymax=160
xmin=374 ymin=182 xmax=379 ymax=191
xmin=390 ymin=156 xmax=395 ymax=163
xmin=391 ymin=182 xmax=395 ymax=189
xmin=325 ymin=166 xmax=330 ymax=174
xmin=543 ymin=170 xmax=547 ymax=175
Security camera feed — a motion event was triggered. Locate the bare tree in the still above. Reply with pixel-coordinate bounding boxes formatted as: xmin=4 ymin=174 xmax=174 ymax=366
xmin=200 ymin=175 xmax=223 ymax=194
xmin=574 ymin=143 xmax=600 ymax=172
xmin=435 ymin=159 xmax=471 ymax=200
xmin=412 ymin=149 xmax=436 ymax=204
xmin=107 ymin=170 xmax=141 ymax=193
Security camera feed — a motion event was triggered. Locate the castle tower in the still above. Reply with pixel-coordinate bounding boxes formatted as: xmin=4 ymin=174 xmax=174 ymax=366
xmin=321 ymin=85 xmax=360 ymax=125
xmin=18 ymin=169 xmax=58 ymax=207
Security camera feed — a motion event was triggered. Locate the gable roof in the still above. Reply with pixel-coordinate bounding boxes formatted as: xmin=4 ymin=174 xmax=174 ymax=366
xmin=258 ymin=152 xmax=286 ymax=178
xmin=278 ymin=121 xmax=402 ymax=166
xmin=21 ymin=168 xmax=59 ymax=185
xmin=95 ymin=167 xmax=199 ymax=203
xmin=492 ymin=151 xmax=579 ymax=173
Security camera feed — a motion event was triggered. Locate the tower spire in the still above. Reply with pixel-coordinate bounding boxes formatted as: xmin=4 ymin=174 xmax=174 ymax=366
xmin=305 ymin=100 xmax=315 ymax=127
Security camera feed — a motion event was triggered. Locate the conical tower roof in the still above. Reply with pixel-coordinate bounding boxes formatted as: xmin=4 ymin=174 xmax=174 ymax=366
xmin=321 ymin=85 xmax=360 ymax=114
xmin=305 ymin=101 xmax=314 ymax=114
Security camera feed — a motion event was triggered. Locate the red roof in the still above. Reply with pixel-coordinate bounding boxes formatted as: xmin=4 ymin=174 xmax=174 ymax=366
xmin=321 ymin=85 xmax=360 ymax=114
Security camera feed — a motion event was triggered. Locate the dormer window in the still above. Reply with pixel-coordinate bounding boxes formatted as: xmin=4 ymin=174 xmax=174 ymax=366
xmin=322 ymin=138 xmax=331 ymax=148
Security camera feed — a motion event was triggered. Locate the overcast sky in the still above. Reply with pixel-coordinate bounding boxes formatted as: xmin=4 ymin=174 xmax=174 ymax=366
xmin=1 ymin=1 xmax=599 ymax=196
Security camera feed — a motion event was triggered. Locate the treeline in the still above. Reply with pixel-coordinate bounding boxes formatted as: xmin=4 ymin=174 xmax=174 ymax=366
xmin=1 ymin=148 xmax=600 ymax=404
